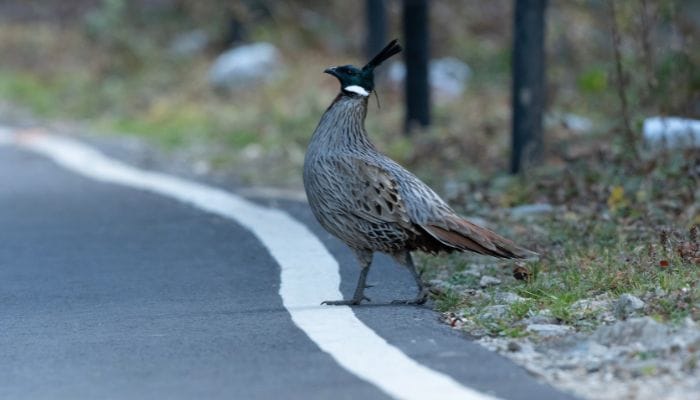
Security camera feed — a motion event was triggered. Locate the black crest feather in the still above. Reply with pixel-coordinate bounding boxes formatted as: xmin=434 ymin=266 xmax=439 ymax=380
xmin=363 ymin=39 xmax=402 ymax=71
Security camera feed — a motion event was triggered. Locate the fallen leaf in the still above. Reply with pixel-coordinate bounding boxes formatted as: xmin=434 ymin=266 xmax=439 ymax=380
xmin=513 ymin=265 xmax=531 ymax=281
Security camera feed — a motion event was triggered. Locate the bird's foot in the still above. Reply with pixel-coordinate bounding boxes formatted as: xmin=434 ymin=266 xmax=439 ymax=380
xmin=321 ymin=295 xmax=371 ymax=306
xmin=391 ymin=288 xmax=430 ymax=305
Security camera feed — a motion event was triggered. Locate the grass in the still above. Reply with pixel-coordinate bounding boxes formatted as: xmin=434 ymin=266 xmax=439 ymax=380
xmin=0 ymin=2 xmax=697 ymax=338
xmin=424 ymin=149 xmax=699 ymax=337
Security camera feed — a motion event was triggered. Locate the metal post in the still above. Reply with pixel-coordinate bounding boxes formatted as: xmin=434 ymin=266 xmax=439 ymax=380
xmin=510 ymin=0 xmax=547 ymax=173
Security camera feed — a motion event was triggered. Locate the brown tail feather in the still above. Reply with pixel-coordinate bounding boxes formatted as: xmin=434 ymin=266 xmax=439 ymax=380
xmin=422 ymin=217 xmax=535 ymax=259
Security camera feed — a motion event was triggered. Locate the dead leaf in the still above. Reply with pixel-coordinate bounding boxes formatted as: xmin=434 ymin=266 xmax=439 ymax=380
xmin=513 ymin=265 xmax=531 ymax=281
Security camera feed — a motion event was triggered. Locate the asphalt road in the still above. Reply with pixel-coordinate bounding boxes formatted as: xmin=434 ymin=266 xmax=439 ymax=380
xmin=0 ymin=134 xmax=578 ymax=400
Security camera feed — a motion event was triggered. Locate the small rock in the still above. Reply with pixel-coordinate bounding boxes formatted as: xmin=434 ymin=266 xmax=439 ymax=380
xmin=614 ymin=294 xmax=645 ymax=319
xmin=428 ymin=57 xmax=472 ymax=100
xmin=388 ymin=57 xmax=472 ymax=101
xmin=681 ymin=317 xmax=697 ymax=330
xmin=523 ymin=309 xmax=558 ymax=325
xmin=479 ymin=305 xmax=509 ymax=321
xmin=598 ymin=311 xmax=617 ymax=323
xmin=526 ymin=323 xmax=572 ymax=337
xmin=570 ymin=296 xmax=612 ymax=320
xmin=654 ymin=287 xmax=667 ymax=297
xmin=562 ymin=113 xmax=594 ymax=133
xmin=643 ymin=116 xmax=700 ymax=149
xmin=592 ymin=317 xmax=669 ymax=349
xmin=479 ymin=275 xmax=502 ymax=288
xmin=568 ymin=340 xmax=609 ymax=359
xmin=509 ymin=203 xmax=554 ymax=219
xmin=428 ymin=279 xmax=449 ymax=291
xmin=546 ymin=112 xmax=594 ymax=134
xmin=208 ymin=42 xmax=282 ymax=91
xmin=507 ymin=341 xmax=522 ymax=352
xmin=493 ymin=292 xmax=525 ymax=304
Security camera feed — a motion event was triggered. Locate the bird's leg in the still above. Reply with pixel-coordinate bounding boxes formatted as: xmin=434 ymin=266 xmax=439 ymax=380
xmin=391 ymin=252 xmax=430 ymax=305
xmin=322 ymin=250 xmax=373 ymax=306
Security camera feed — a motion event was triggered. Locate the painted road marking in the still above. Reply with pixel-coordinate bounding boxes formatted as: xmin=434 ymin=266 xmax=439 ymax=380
xmin=2 ymin=128 xmax=500 ymax=400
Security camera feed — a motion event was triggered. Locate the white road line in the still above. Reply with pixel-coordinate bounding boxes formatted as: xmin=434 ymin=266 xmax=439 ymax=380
xmin=6 ymin=129 xmax=500 ymax=400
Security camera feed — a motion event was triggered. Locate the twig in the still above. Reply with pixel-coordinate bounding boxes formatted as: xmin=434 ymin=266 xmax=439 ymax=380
xmin=639 ymin=0 xmax=656 ymax=93
xmin=608 ymin=0 xmax=640 ymax=161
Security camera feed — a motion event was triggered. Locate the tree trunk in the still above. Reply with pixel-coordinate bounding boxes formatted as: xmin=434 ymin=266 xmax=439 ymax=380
xmin=510 ymin=0 xmax=547 ymax=173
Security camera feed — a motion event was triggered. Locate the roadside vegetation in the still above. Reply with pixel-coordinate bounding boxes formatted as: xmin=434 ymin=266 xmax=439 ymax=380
xmin=0 ymin=1 xmax=697 ymax=336
xmin=424 ymin=146 xmax=699 ymax=336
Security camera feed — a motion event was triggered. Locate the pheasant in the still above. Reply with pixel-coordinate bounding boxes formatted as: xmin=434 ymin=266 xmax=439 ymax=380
xmin=303 ymin=39 xmax=534 ymax=305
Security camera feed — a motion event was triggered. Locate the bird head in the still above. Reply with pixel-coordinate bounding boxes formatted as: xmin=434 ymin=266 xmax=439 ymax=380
xmin=324 ymin=39 xmax=402 ymax=97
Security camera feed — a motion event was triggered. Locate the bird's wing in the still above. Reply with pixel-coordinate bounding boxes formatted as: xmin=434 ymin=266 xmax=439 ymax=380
xmin=370 ymin=159 xmax=535 ymax=259
xmin=342 ymin=156 xmax=534 ymax=259
xmin=339 ymin=157 xmax=414 ymax=228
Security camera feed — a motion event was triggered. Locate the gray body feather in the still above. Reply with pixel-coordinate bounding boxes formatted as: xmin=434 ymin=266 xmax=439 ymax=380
xmin=304 ymin=95 xmax=532 ymax=262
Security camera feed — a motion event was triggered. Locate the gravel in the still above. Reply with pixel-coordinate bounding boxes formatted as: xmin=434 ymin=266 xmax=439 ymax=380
xmin=479 ymin=275 xmax=502 ymax=288
xmin=614 ymin=294 xmax=646 ymax=319
xmin=525 ymin=324 xmax=572 ymax=337
xmin=478 ymin=316 xmax=700 ymax=399
xmin=492 ymin=291 xmax=525 ymax=304
xmin=436 ymin=261 xmax=700 ymax=400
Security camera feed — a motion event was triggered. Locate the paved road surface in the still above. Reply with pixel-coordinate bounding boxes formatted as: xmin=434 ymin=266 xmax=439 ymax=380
xmin=0 ymin=130 xmax=577 ymax=400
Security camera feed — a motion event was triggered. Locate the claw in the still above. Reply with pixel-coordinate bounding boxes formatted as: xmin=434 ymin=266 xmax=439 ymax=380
xmin=321 ymin=295 xmax=371 ymax=306
xmin=390 ymin=297 xmax=427 ymax=305
xmin=321 ymin=299 xmax=359 ymax=306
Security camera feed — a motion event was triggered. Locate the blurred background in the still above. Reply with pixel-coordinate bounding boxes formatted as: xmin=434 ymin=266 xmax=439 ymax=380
xmin=0 ymin=0 xmax=697 ymax=220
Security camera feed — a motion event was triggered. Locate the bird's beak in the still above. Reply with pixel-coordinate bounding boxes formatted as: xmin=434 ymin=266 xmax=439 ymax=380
xmin=324 ymin=67 xmax=339 ymax=78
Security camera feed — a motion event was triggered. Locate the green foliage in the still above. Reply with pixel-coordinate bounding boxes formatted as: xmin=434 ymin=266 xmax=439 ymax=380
xmin=0 ymin=72 xmax=58 ymax=116
xmin=577 ymin=67 xmax=608 ymax=94
xmin=434 ymin=289 xmax=463 ymax=313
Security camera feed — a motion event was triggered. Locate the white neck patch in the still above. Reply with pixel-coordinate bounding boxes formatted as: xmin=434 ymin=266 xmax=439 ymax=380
xmin=344 ymin=85 xmax=370 ymax=97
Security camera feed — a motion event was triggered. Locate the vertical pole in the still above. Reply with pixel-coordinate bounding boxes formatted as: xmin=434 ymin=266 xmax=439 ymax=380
xmin=366 ymin=0 xmax=387 ymax=59
xmin=510 ymin=0 xmax=547 ymax=173
xmin=403 ymin=0 xmax=430 ymax=134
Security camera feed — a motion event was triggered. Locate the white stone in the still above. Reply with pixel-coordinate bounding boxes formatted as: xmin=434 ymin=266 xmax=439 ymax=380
xmin=493 ymin=292 xmax=525 ymax=304
xmin=479 ymin=275 xmax=502 ymax=288
xmin=526 ymin=323 xmax=572 ymax=337
xmin=643 ymin=116 xmax=700 ymax=149
xmin=592 ymin=317 xmax=669 ymax=349
xmin=388 ymin=57 xmax=472 ymax=101
xmin=479 ymin=305 xmax=509 ymax=321
xmin=570 ymin=296 xmax=612 ymax=319
xmin=208 ymin=42 xmax=281 ymax=91
xmin=429 ymin=57 xmax=472 ymax=100
xmin=523 ymin=309 xmax=558 ymax=325
xmin=614 ymin=293 xmax=645 ymax=318
xmin=546 ymin=112 xmax=594 ymax=134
